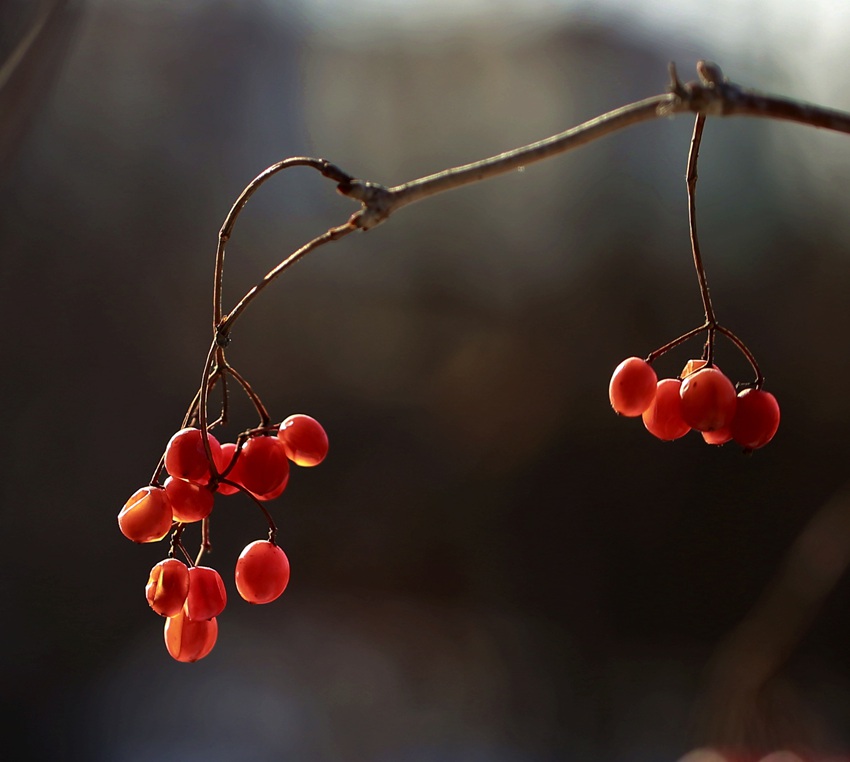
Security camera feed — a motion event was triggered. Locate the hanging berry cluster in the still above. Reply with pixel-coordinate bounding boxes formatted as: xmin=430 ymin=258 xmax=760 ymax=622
xmin=609 ymin=357 xmax=779 ymax=449
xmin=608 ymin=115 xmax=780 ymax=452
xmin=118 ymin=415 xmax=329 ymax=662
xmin=118 ymin=91 xmax=795 ymax=662
xmin=115 ymin=157 xmax=352 ymax=663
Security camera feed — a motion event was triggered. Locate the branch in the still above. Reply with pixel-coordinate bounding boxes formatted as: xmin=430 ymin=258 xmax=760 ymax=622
xmin=213 ymin=61 xmax=850 ymax=341
xmin=337 ymin=61 xmax=850 ymax=231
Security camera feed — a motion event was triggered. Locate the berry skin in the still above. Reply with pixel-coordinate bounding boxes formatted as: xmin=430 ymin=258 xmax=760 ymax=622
xmin=608 ymin=358 xmax=657 ymax=417
xmin=702 ymin=426 xmax=732 ymax=446
xmin=146 ymin=558 xmax=190 ymax=617
xmin=642 ymin=378 xmax=691 ymax=441
xmin=164 ymin=610 xmax=218 ymax=662
xmin=215 ymin=443 xmax=241 ymax=496
xmin=235 ymin=540 xmax=291 ymax=604
xmin=185 ymin=566 xmax=227 ymax=621
xmin=164 ymin=427 xmax=223 ymax=486
xmin=164 ymin=477 xmax=214 ymax=523
xmin=731 ymin=388 xmax=780 ymax=450
xmin=228 ymin=435 xmax=290 ymax=500
xmin=118 ymin=486 xmax=173 ymax=543
xmin=679 ymin=367 xmax=737 ymax=432
xmin=278 ymin=414 xmax=329 ymax=467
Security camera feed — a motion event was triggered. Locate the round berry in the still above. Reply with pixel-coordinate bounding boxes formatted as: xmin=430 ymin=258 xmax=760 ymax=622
xmin=608 ymin=358 xmax=657 ymax=417
xmin=164 ymin=477 xmax=214 ymax=523
xmin=185 ymin=566 xmax=227 ymax=621
xmin=235 ymin=540 xmax=291 ymax=604
xmin=278 ymin=414 xmax=329 ymax=467
xmin=228 ymin=435 xmax=290 ymax=500
xmin=679 ymin=367 xmax=737 ymax=432
xmin=164 ymin=427 xmax=223 ymax=486
xmin=215 ymin=443 xmax=241 ymax=496
xmin=146 ymin=558 xmax=190 ymax=617
xmin=118 ymin=486 xmax=173 ymax=543
xmin=731 ymin=388 xmax=780 ymax=450
xmin=642 ymin=378 xmax=691 ymax=441
xmin=702 ymin=426 xmax=732 ymax=446
xmin=164 ymin=610 xmax=218 ymax=663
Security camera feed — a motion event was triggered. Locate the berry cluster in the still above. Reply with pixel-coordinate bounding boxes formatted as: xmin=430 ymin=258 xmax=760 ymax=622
xmin=609 ymin=357 xmax=780 ymax=450
xmin=118 ymin=414 xmax=328 ymax=662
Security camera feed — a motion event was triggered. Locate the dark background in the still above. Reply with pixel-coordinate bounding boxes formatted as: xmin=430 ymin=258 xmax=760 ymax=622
xmin=4 ymin=1 xmax=850 ymax=760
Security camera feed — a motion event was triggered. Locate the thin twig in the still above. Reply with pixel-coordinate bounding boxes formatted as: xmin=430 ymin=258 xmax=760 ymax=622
xmin=219 ymin=220 xmax=357 ymax=334
xmin=336 ymin=62 xmax=850 ymax=232
xmin=686 ymin=114 xmax=715 ymax=328
xmin=214 ymin=158 xmax=353 ymax=330
xmin=224 ymin=364 xmax=270 ymax=426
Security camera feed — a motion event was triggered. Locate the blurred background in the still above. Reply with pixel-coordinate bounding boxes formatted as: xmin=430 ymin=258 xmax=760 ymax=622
xmin=4 ymin=0 xmax=850 ymax=759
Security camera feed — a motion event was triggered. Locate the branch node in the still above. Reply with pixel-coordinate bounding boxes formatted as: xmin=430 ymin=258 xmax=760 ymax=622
xmin=340 ymin=180 xmax=394 ymax=230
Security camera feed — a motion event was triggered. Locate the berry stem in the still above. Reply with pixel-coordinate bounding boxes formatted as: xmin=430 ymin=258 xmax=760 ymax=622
xmin=686 ymin=113 xmax=717 ymax=331
xmin=218 ymin=220 xmax=356 ymax=339
xmin=197 ymin=339 xmax=222 ymax=481
xmin=716 ymin=324 xmax=764 ymax=386
xmin=213 ymin=158 xmax=354 ymax=331
xmin=195 ymin=517 xmax=212 ymax=566
xmin=645 ymin=322 xmax=709 ymax=363
xmin=224 ymin=364 xmax=270 ymax=427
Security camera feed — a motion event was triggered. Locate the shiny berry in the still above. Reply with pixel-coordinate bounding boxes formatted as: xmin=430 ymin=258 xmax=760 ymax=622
xmin=235 ymin=540 xmax=291 ymax=604
xmin=118 ymin=486 xmax=173 ymax=543
xmin=608 ymin=358 xmax=657 ymax=417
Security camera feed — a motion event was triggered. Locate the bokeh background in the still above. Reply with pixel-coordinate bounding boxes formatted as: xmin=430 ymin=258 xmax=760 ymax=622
xmin=5 ymin=0 xmax=850 ymax=760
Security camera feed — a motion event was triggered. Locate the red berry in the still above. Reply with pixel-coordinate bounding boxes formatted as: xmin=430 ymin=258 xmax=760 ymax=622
xmin=642 ymin=378 xmax=691 ymax=441
xmin=278 ymin=414 xmax=329 ymax=467
xmin=118 ymin=486 xmax=173 ymax=543
xmin=164 ymin=610 xmax=218 ymax=662
xmin=146 ymin=558 xmax=190 ymax=617
xmin=164 ymin=477 xmax=214 ymax=523
xmin=608 ymin=358 xmax=657 ymax=417
xmin=228 ymin=435 xmax=290 ymax=500
xmin=164 ymin=427 xmax=223 ymax=486
xmin=702 ymin=426 xmax=732 ymax=446
xmin=235 ymin=540 xmax=291 ymax=604
xmin=731 ymin=388 xmax=780 ymax=450
xmin=185 ymin=566 xmax=227 ymax=621
xmin=215 ymin=443 xmax=241 ymax=495
xmin=679 ymin=368 xmax=737 ymax=432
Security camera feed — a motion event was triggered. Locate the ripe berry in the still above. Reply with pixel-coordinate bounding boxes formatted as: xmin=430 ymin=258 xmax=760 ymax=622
xmin=164 ymin=477 xmax=214 ymax=523
xmin=642 ymin=378 xmax=691 ymax=441
xmin=702 ymin=426 xmax=732 ymax=446
xmin=146 ymin=558 xmax=190 ymax=617
xmin=185 ymin=566 xmax=227 ymax=621
xmin=235 ymin=540 xmax=291 ymax=604
xmin=164 ymin=610 xmax=218 ymax=662
xmin=278 ymin=414 xmax=329 ymax=466
xmin=118 ymin=486 xmax=173 ymax=543
xmin=215 ymin=442 xmax=241 ymax=496
xmin=609 ymin=357 xmax=657 ymax=417
xmin=164 ymin=427 xmax=223 ymax=486
xmin=228 ymin=435 xmax=290 ymax=500
xmin=679 ymin=367 xmax=737 ymax=432
xmin=731 ymin=388 xmax=780 ymax=450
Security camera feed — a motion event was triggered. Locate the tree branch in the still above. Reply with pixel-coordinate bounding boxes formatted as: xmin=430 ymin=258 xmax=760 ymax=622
xmin=337 ymin=61 xmax=850 ymax=231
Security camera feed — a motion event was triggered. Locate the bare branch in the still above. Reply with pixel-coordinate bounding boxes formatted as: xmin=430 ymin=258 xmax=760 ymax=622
xmin=337 ymin=61 xmax=850 ymax=231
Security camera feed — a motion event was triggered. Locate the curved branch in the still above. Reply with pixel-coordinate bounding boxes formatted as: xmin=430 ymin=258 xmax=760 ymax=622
xmin=216 ymin=62 xmax=850 ymax=338
xmin=338 ymin=61 xmax=850 ymax=231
